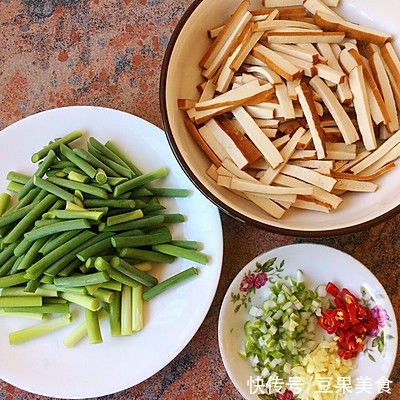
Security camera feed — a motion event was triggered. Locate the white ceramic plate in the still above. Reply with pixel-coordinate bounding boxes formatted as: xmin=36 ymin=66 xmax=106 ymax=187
xmin=162 ymin=0 xmax=400 ymax=235
xmin=0 ymin=106 xmax=223 ymax=398
xmin=219 ymin=244 xmax=397 ymax=400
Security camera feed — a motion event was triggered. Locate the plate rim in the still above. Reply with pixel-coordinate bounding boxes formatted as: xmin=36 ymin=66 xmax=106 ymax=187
xmin=217 ymin=243 xmax=398 ymax=400
xmin=0 ymin=105 xmax=224 ymax=399
xmin=159 ymin=0 xmax=400 ymax=238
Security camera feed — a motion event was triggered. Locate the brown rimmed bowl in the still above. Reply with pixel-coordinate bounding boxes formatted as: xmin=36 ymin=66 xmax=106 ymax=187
xmin=160 ymin=0 xmax=400 ymax=237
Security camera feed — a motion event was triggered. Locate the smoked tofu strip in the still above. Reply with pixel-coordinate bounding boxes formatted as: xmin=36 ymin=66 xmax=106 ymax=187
xmin=231 ymin=106 xmax=284 ymax=168
xmin=309 ymin=76 xmax=359 ymax=144
xmin=252 ymin=44 xmax=304 ymax=81
xmin=281 ymin=164 xmax=337 ymax=191
xmin=348 ymin=65 xmax=377 ymax=150
xmin=295 ymin=83 xmax=326 ymax=159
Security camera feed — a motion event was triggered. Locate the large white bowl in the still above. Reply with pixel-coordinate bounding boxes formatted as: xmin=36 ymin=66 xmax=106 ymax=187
xmin=160 ymin=0 xmax=400 ymax=237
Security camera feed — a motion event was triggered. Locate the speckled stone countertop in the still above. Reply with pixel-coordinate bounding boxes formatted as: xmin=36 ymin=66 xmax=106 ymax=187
xmin=0 ymin=1 xmax=398 ymax=399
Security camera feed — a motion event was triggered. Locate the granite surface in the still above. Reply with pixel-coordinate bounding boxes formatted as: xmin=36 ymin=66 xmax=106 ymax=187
xmin=0 ymin=0 xmax=398 ymax=399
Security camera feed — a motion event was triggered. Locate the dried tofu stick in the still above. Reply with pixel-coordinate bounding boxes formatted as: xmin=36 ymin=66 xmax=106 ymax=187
xmin=381 ymin=43 xmax=400 ymax=93
xmin=187 ymin=104 xmax=231 ymax=124
xmin=335 ymin=151 xmax=371 ymax=172
xmin=326 ymin=142 xmax=356 ymax=153
xmin=332 ymin=163 xmax=395 ymax=181
xmin=231 ymin=107 xmax=284 ymax=168
xmin=287 ymin=79 xmax=301 ymax=100
xmin=255 ymin=20 xmax=319 ymax=31
xmin=256 ymin=119 xmax=280 ymax=128
xmin=291 ymin=150 xmax=317 ymax=160
xmin=242 ymin=65 xmax=283 ymax=84
xmin=296 ymin=83 xmax=326 ymax=159
xmin=334 ymin=179 xmax=378 ymax=192
xmin=281 ymin=164 xmax=337 ymax=191
xmin=266 ymin=31 xmax=345 ymax=44
xmin=198 ymin=124 xmax=229 ymax=162
xmin=274 ymin=173 xmax=342 ymax=209
xmin=231 ymin=11 xmax=279 ymax=72
xmin=206 ymin=164 xmax=219 ymax=181
xmin=370 ymin=51 xmax=399 ymax=133
xmin=202 ymin=8 xmax=252 ymax=79
xmin=208 ymin=26 xmax=224 ymax=39
xmin=249 ymin=158 xmax=270 ymax=170
xmin=216 ymin=45 xmax=242 ymax=93
xmin=383 ymin=61 xmax=400 ymax=110
xmin=275 ymin=83 xmax=295 ymax=119
xmin=222 ymin=158 xmax=259 ymax=182
xmin=309 ymin=76 xmax=359 ymax=144
xmin=272 ymin=135 xmax=291 ymax=150
xmin=271 ymin=51 xmax=317 ymax=77
xmin=244 ymin=193 xmax=286 ymax=218
xmin=200 ymin=0 xmax=251 ymax=69
xmin=215 ymin=116 xmax=262 ymax=164
xmin=292 ymin=197 xmax=331 ymax=213
xmin=290 ymin=160 xmax=334 ymax=169
xmin=204 ymin=119 xmax=250 ymax=169
xmin=320 ymin=0 xmax=339 ymax=6
xmin=259 ymin=128 xmax=306 ymax=185
xmin=342 ymin=48 xmax=390 ymax=124
xmin=245 ymin=106 xmax=275 ymax=119
xmin=303 ymin=0 xmax=342 ymax=18
xmin=316 ymin=63 xmax=345 ymax=84
xmin=360 ymin=143 xmax=400 ymax=175
xmin=199 ymin=80 xmax=216 ymax=102
xmin=248 ymin=192 xmax=297 ymax=203
xmin=264 ymin=0 xmax=303 ymax=6
xmin=252 ymin=7 xmax=307 ymax=18
xmin=314 ymin=12 xmax=392 ymax=45
xmin=184 ymin=117 xmax=221 ymax=167
xmin=326 ymin=151 xmax=356 ymax=160
xmin=296 ymin=131 xmax=313 ymax=150
xmin=268 ymin=44 xmax=319 ymax=63
xmin=252 ymin=44 xmax=304 ymax=81
xmin=244 ymin=54 xmax=269 ymax=66
xmin=229 ymin=177 xmax=313 ymax=195
xmin=348 ymin=65 xmax=377 ymax=150
xmin=177 ymin=99 xmax=197 ymax=110
xmin=195 ymin=80 xmax=261 ymax=110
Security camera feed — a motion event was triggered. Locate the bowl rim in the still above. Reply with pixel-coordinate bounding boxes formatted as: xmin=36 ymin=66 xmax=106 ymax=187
xmin=159 ymin=0 xmax=400 ymax=238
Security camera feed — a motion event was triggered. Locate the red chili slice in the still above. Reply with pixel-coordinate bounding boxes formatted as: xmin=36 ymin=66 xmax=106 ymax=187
xmin=326 ymin=282 xmax=339 ymax=297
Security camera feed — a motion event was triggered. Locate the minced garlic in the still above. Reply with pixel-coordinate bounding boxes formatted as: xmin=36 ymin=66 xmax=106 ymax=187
xmin=291 ymin=341 xmax=356 ymax=400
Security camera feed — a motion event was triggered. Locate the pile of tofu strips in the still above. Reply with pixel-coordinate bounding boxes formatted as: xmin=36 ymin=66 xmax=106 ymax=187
xmin=178 ymin=0 xmax=400 ymax=219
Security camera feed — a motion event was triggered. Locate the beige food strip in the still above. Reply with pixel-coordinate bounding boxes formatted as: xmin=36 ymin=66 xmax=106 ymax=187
xmin=261 ymin=127 xmax=279 ymax=137
xmin=201 ymin=10 xmax=252 ymax=78
xmin=249 ymin=192 xmax=297 ymax=203
xmin=291 ymin=150 xmax=317 ymax=160
xmin=272 ymin=135 xmax=291 ymax=150
xmin=229 ymin=177 xmax=313 ymax=195
xmin=326 ymin=151 xmax=356 ymax=160
xmin=370 ymin=51 xmax=399 ymax=133
xmin=361 ymin=143 xmax=400 ymax=175
xmin=281 ymin=164 xmax=337 ymax=191
xmin=334 ymin=179 xmax=378 ymax=192
xmin=259 ymin=128 xmax=306 ymax=185
xmin=215 ymin=45 xmax=242 ymax=93
xmin=245 ymin=105 xmax=275 ymax=119
xmin=349 ymin=65 xmax=377 ymax=150
xmin=252 ymin=44 xmax=304 ymax=81
xmin=275 ymin=83 xmax=295 ymax=119
xmin=264 ymin=0 xmax=303 ymax=6
xmin=266 ymin=31 xmax=345 ymax=44
xmin=195 ymin=80 xmax=260 ymax=110
xmin=198 ymin=124 xmax=229 ymax=161
xmin=268 ymin=43 xmax=320 ymax=63
xmin=274 ymin=174 xmax=342 ymax=209
xmin=199 ymin=80 xmax=216 ymax=102
xmin=295 ymin=83 xmax=326 ymax=159
xmin=314 ymin=12 xmax=392 ymax=44
xmin=232 ymin=106 xmax=284 ymax=168
xmin=309 ymin=76 xmax=359 ymax=143
xmin=303 ymin=0 xmax=342 ymax=18
xmin=206 ymin=164 xmax=218 ymax=181
xmin=292 ymin=198 xmax=331 ymax=213
xmin=351 ymin=130 xmax=400 ymax=174
xmin=291 ymin=160 xmax=334 ymax=169
xmin=242 ymin=65 xmax=283 ymax=84
xmin=255 ymin=20 xmax=319 ymax=32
